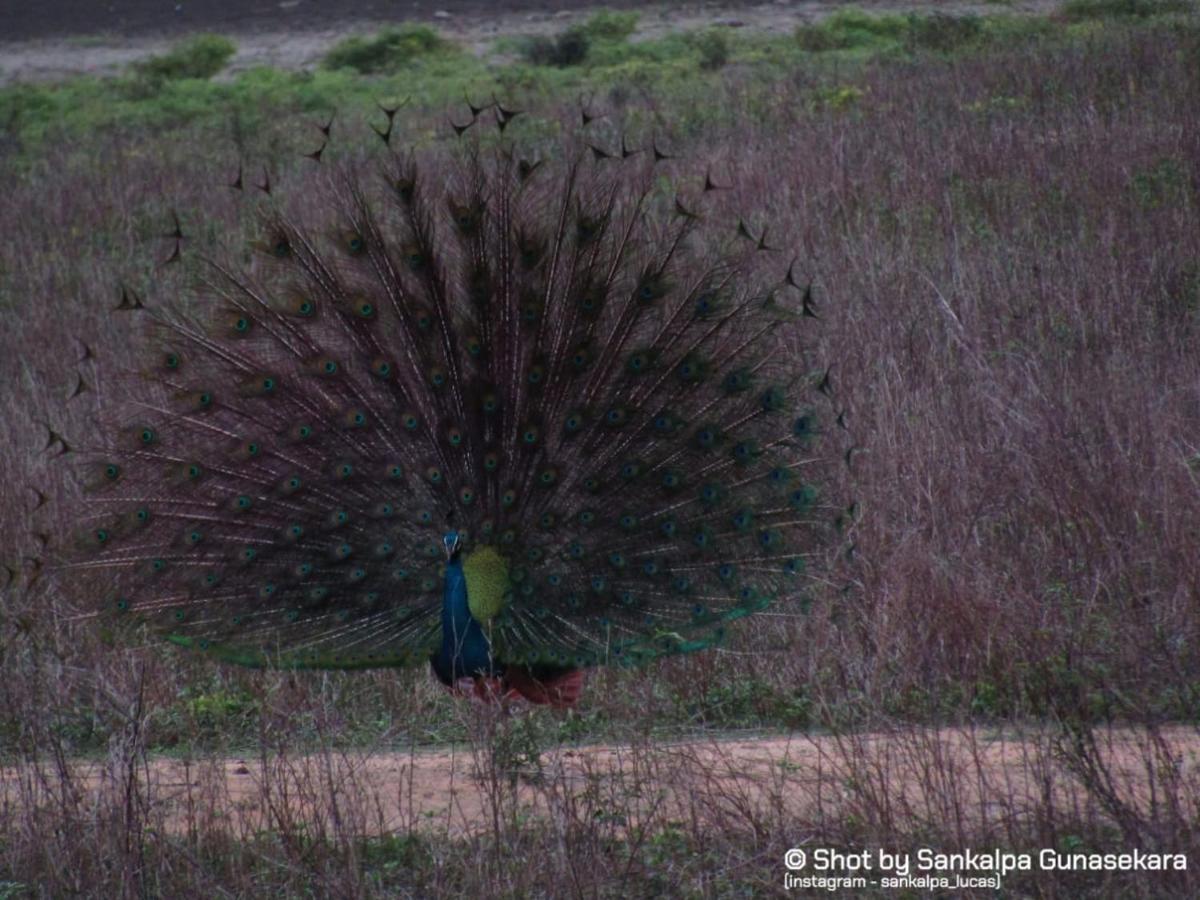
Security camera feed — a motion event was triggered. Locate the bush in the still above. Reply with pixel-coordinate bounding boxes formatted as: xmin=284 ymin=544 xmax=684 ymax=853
xmin=132 ymin=35 xmax=236 ymax=82
xmin=580 ymin=9 xmax=639 ymax=41
xmin=796 ymin=10 xmax=989 ymax=54
xmin=322 ymin=25 xmax=448 ymax=74
xmin=520 ymin=9 xmax=640 ymax=68
xmin=691 ymin=28 xmax=731 ymax=70
xmin=522 ymin=27 xmax=592 ymax=67
xmin=906 ymin=13 xmax=984 ymax=51
xmin=794 ymin=9 xmax=909 ymax=52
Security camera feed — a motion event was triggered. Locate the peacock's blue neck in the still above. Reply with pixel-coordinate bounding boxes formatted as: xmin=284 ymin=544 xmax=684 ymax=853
xmin=433 ymin=557 xmax=498 ymax=681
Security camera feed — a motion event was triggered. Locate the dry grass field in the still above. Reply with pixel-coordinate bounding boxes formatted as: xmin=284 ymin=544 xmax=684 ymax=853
xmin=2 ymin=1 xmax=1200 ymax=896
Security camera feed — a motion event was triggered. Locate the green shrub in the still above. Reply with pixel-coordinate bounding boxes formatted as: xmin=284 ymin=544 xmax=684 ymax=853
xmin=796 ymin=10 xmax=991 ymax=54
xmin=906 ymin=13 xmax=984 ymax=51
xmin=980 ymin=14 xmax=1058 ymax=44
xmin=794 ymin=8 xmax=910 ymax=52
xmin=520 ymin=9 xmax=640 ymax=68
xmin=691 ymin=28 xmax=732 ymax=70
xmin=323 ymin=25 xmax=448 ymax=73
xmin=132 ymin=34 xmax=236 ymax=82
xmin=580 ymin=9 xmax=639 ymax=41
xmin=522 ymin=27 xmax=592 ymax=67
xmin=1062 ymin=0 xmax=1192 ymax=19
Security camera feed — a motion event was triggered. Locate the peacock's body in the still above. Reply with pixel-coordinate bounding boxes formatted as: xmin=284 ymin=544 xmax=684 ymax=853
xmin=66 ymin=103 xmax=835 ymax=706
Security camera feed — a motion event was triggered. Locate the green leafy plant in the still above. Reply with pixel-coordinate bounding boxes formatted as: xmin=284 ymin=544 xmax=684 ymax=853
xmin=323 ymin=25 xmax=449 ymax=73
xmin=521 ymin=27 xmax=592 ymax=67
xmin=691 ymin=28 xmax=732 ymax=70
xmin=906 ymin=13 xmax=984 ymax=51
xmin=132 ymin=34 xmax=236 ymax=82
xmin=794 ymin=9 xmax=908 ymax=52
xmin=580 ymin=9 xmax=639 ymax=41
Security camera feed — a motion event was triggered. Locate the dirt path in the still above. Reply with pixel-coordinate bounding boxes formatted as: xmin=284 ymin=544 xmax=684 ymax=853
xmin=4 ymin=726 xmax=1197 ymax=837
xmin=0 ymin=0 xmax=1061 ymax=86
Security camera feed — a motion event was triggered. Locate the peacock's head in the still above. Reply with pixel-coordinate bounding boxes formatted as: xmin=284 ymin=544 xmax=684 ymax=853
xmin=443 ymin=530 xmax=461 ymax=560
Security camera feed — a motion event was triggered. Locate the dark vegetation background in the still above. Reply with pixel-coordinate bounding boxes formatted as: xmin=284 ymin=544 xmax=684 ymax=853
xmin=2 ymin=3 xmax=1200 ymax=896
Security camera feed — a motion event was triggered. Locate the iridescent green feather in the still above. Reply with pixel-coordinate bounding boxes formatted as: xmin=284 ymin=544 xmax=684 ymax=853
xmin=67 ymin=106 xmax=836 ymax=673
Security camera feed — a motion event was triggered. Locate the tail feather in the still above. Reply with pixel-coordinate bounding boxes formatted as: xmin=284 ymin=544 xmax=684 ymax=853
xmin=64 ymin=107 xmax=838 ymax=675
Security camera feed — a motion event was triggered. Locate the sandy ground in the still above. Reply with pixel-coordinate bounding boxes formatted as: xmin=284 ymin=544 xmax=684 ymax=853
xmin=0 ymin=0 xmax=1061 ymax=86
xmin=3 ymin=726 xmax=1197 ymax=837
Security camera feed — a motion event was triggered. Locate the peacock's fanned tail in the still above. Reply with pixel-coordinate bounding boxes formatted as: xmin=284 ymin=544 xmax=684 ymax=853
xmin=65 ymin=110 xmax=836 ymax=674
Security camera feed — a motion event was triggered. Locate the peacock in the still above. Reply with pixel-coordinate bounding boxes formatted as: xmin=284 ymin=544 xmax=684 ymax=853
xmin=59 ymin=101 xmax=837 ymax=708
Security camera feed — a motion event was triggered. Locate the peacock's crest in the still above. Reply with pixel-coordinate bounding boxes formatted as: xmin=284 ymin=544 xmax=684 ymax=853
xmin=60 ymin=102 xmax=842 ymax=700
